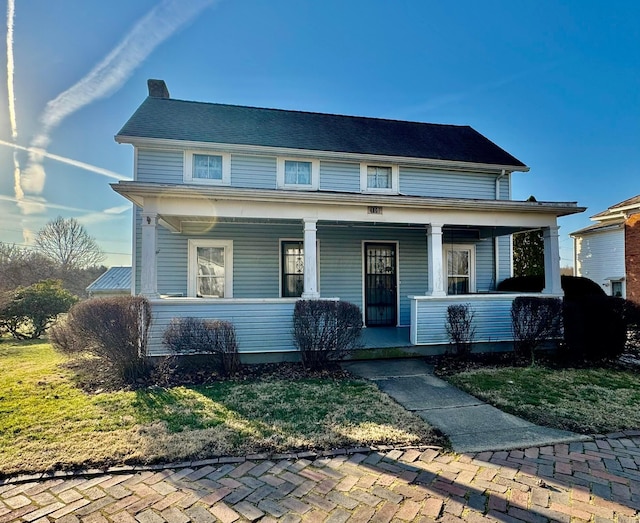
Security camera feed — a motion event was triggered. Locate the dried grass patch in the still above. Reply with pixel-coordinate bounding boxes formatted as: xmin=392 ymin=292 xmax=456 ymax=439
xmin=0 ymin=341 xmax=444 ymax=476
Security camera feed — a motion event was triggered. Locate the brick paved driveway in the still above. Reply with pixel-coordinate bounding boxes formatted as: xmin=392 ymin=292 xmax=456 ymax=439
xmin=2 ymin=433 xmax=639 ymax=522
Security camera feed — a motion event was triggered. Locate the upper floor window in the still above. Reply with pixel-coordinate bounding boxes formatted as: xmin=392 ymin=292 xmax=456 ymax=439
xmin=184 ymin=151 xmax=231 ymax=185
xmin=360 ymin=163 xmax=398 ymax=193
xmin=277 ymin=158 xmax=319 ymax=190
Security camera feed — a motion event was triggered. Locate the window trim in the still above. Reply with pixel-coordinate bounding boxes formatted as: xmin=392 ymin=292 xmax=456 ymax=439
xmin=278 ymin=238 xmax=320 ymax=298
xmin=188 ymin=239 xmax=233 ymax=298
xmin=443 ymin=243 xmax=476 ymax=294
xmin=360 ymin=163 xmax=399 ymax=194
xmin=276 ymin=158 xmax=319 ymax=190
xmin=184 ymin=150 xmax=231 ymax=185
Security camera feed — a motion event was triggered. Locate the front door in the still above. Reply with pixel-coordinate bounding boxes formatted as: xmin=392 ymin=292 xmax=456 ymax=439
xmin=364 ymin=243 xmax=397 ymax=327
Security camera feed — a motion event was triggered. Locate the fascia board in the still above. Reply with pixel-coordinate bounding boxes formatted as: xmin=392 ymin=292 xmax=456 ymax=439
xmin=111 ymin=181 xmax=584 ymax=218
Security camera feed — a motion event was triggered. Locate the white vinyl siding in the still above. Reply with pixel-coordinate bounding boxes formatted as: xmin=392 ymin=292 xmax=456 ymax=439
xmin=574 ymin=228 xmax=625 ymax=295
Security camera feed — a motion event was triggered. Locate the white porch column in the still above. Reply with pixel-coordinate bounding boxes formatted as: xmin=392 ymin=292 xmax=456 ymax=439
xmin=140 ymin=212 xmax=159 ymax=297
xmin=542 ymin=225 xmax=563 ymax=295
xmin=427 ymin=223 xmax=446 ymax=296
xmin=302 ymin=218 xmax=320 ymax=299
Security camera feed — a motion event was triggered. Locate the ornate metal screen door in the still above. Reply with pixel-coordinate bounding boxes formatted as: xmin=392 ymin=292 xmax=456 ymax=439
xmin=364 ymin=243 xmax=397 ymax=326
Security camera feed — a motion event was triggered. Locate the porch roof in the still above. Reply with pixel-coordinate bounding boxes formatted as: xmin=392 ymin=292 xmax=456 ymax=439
xmin=112 ymin=182 xmax=585 ymax=219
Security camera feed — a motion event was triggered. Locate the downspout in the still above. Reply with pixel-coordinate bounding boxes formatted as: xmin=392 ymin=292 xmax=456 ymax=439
xmin=494 ymin=170 xmax=507 ymax=288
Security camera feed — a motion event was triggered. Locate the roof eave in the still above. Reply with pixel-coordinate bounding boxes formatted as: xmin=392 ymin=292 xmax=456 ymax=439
xmin=114 ymin=135 xmax=530 ymax=174
xmin=111 ymin=182 xmax=583 ymax=218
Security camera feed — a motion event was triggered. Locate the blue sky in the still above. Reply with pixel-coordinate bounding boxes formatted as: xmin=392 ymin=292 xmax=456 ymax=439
xmin=0 ymin=0 xmax=638 ymax=268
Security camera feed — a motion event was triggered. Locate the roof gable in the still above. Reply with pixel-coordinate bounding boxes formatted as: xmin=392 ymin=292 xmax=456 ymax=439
xmin=117 ymin=96 xmax=527 ymax=169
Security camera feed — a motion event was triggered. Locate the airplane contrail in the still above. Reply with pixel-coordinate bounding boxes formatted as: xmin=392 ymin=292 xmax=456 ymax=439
xmin=0 ymin=139 xmax=130 ymax=181
xmin=23 ymin=0 xmax=217 ymax=193
xmin=0 ymin=194 xmax=129 ymax=215
xmin=6 ymin=0 xmax=16 ymax=140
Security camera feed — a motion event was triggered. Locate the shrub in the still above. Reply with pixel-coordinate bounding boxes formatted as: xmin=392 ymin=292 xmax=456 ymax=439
xmin=292 ymin=300 xmax=363 ymax=370
xmin=497 ymin=275 xmax=605 ymax=299
xmin=563 ymin=296 xmax=628 ymax=362
xmin=162 ymin=317 xmax=240 ymax=376
xmin=0 ymin=279 xmax=77 ymax=339
xmin=511 ymin=296 xmax=563 ymax=363
xmin=445 ymin=304 xmax=476 ymax=357
xmin=50 ymin=296 xmax=151 ymax=382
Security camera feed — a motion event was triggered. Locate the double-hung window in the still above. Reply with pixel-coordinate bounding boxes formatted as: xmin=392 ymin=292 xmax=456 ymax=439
xmin=360 ymin=164 xmax=398 ymax=193
xmin=188 ymin=240 xmax=233 ymax=298
xmin=184 ymin=151 xmax=230 ymax=185
xmin=277 ymin=158 xmax=319 ymax=190
xmin=444 ymin=245 xmax=475 ymax=295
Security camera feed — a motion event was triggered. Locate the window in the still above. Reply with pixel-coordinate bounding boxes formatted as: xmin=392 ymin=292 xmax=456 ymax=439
xmin=444 ymin=245 xmax=475 ymax=294
xmin=184 ymin=151 xmax=230 ymax=185
xmin=360 ymin=163 xmax=398 ymax=193
xmin=277 ymin=158 xmax=319 ymax=189
xmin=611 ymin=280 xmax=624 ymax=298
xmin=188 ymin=240 xmax=233 ymax=297
xmin=281 ymin=241 xmax=304 ymax=297
xmin=368 ymin=166 xmax=392 ymax=189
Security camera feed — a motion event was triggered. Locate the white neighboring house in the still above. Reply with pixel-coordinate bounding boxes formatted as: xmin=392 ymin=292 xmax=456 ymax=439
xmin=86 ymin=267 xmax=132 ymax=298
xmin=571 ymin=195 xmax=640 ymax=300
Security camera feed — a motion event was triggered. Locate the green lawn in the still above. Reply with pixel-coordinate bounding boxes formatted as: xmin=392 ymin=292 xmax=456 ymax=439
xmin=447 ymin=364 xmax=640 ymax=434
xmin=0 ymin=341 xmax=443 ymax=476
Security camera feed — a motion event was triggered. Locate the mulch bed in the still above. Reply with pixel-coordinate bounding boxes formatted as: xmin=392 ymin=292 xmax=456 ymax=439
xmin=63 ymin=354 xmax=352 ymax=394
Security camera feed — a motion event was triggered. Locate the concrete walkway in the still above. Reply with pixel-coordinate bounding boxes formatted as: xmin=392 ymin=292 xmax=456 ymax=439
xmin=342 ymin=359 xmax=589 ymax=453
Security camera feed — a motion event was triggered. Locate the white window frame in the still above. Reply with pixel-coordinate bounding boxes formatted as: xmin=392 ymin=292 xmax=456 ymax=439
xmin=184 ymin=150 xmax=231 ymax=185
xmin=277 ymin=158 xmax=319 ymax=190
xmin=188 ymin=239 xmax=233 ymax=298
xmin=443 ymin=243 xmax=476 ymax=294
xmin=278 ymin=238 xmax=320 ymax=298
xmin=360 ymin=163 xmax=399 ymax=194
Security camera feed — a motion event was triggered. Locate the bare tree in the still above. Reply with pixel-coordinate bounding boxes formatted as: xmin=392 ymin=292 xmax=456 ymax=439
xmin=34 ymin=217 xmax=105 ymax=270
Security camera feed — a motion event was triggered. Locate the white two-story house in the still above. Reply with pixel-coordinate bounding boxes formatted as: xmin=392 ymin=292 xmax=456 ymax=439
xmin=112 ymin=80 xmax=584 ymax=360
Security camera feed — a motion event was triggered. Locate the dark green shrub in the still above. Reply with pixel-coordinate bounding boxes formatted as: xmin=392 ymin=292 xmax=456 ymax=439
xmin=0 ymin=279 xmax=77 ymax=339
xmin=163 ymin=317 xmax=240 ymax=376
xmin=445 ymin=303 xmax=476 ymax=357
xmin=497 ymin=275 xmax=605 ymax=299
xmin=292 ymin=300 xmax=363 ymax=370
xmin=563 ymin=296 xmax=628 ymax=362
xmin=511 ymin=296 xmax=563 ymax=363
xmin=51 ymin=296 xmax=151 ymax=382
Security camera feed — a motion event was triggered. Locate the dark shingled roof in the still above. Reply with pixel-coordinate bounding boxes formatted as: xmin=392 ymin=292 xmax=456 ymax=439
xmin=591 ymin=194 xmax=640 ymax=219
xmin=117 ymin=97 xmax=527 ymax=168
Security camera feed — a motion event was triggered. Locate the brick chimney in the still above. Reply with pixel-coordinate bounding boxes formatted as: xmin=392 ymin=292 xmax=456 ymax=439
xmin=147 ymin=79 xmax=170 ymax=98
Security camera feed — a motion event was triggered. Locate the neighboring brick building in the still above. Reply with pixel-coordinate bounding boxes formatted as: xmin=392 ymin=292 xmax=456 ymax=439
xmin=571 ymin=195 xmax=640 ymax=303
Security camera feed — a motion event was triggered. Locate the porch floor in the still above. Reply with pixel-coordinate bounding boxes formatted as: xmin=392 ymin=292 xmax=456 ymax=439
xmin=361 ymin=326 xmax=412 ymax=349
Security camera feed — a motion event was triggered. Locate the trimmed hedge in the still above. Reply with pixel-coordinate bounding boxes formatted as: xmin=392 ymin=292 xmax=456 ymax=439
xmin=497 ymin=275 xmax=605 ymax=298
xmin=292 ymin=300 xmax=363 ymax=370
xmin=562 ymin=296 xmax=628 ymax=362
